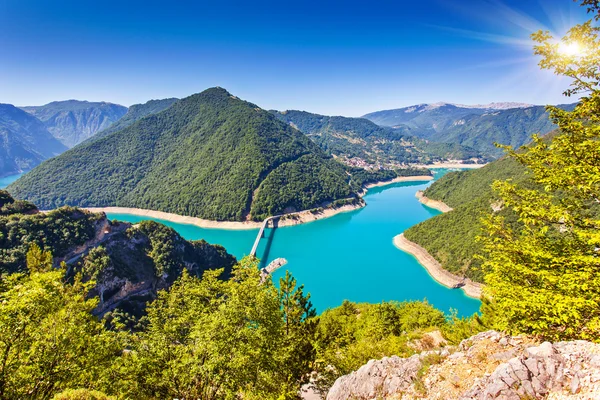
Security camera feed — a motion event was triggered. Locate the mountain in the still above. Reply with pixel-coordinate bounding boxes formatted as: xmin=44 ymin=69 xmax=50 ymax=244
xmin=21 ymin=100 xmax=128 ymax=147
xmin=88 ymin=97 xmax=179 ymax=143
xmin=272 ymin=110 xmax=485 ymax=165
xmin=403 ymin=155 xmax=529 ymax=282
xmin=363 ymin=103 xmax=577 ymax=158
xmin=0 ymin=104 xmax=68 ymax=177
xmin=0 ymin=190 xmax=236 ymax=317
xmin=362 ymin=102 xmax=534 ymax=128
xmin=8 ymin=88 xmax=360 ymax=221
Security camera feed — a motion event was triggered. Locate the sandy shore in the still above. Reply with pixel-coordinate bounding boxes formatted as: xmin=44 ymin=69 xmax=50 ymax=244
xmin=393 ymin=233 xmax=482 ymax=299
xmin=83 ymin=174 xmax=434 ymax=230
xmin=411 ymin=162 xmax=486 ymax=169
xmin=85 ymin=203 xmax=366 ymax=230
xmin=415 ymin=191 xmax=453 ymax=213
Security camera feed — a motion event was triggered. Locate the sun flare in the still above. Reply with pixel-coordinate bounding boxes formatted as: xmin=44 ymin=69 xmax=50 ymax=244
xmin=558 ymin=41 xmax=583 ymax=57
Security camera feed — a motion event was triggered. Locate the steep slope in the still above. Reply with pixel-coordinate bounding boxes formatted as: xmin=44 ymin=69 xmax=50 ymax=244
xmin=272 ymin=110 xmax=485 ymax=165
xmin=88 ymin=97 xmax=179 ymax=143
xmin=0 ymin=190 xmax=236 ymax=317
xmin=21 ymin=100 xmax=127 ymax=147
xmin=9 ymin=88 xmax=358 ymax=221
xmin=363 ymin=103 xmax=576 ymax=158
xmin=403 ymin=156 xmax=529 ymax=282
xmin=0 ymin=104 xmax=67 ymax=177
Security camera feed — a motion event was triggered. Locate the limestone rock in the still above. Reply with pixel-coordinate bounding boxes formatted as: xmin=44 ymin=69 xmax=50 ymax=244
xmin=325 ymin=331 xmax=600 ymax=400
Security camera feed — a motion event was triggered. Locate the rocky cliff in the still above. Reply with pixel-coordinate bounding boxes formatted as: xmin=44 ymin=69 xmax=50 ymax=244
xmin=326 ymin=330 xmax=600 ymax=399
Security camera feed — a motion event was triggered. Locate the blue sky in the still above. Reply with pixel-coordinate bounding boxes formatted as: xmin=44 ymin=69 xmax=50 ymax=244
xmin=0 ymin=0 xmax=590 ymax=116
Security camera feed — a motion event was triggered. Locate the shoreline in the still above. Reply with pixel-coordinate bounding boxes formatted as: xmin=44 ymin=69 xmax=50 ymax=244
xmin=363 ymin=175 xmax=433 ymax=190
xmin=83 ymin=174 xmax=434 ymax=231
xmin=393 ymin=233 xmax=482 ymax=299
xmin=415 ymin=191 xmax=453 ymax=213
xmin=84 ymin=203 xmax=365 ymax=231
xmin=411 ymin=162 xmax=486 ymax=169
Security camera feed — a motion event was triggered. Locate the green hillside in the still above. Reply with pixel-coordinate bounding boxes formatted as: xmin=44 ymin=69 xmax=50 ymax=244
xmin=272 ymin=110 xmax=485 ymax=165
xmin=9 ymin=88 xmax=362 ymax=221
xmin=363 ymin=103 xmax=577 ymax=158
xmin=404 ymin=156 xmax=529 ymax=282
xmin=87 ymin=97 xmax=179 ymax=143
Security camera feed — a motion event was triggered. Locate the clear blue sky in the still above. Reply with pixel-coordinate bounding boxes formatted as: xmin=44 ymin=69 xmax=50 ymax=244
xmin=0 ymin=0 xmax=590 ymax=116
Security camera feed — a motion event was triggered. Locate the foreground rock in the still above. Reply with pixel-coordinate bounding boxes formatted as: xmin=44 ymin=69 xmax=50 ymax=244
xmin=326 ymin=331 xmax=600 ymax=399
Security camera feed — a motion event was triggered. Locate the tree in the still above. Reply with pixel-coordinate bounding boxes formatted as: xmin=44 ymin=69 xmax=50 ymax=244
xmin=119 ymin=257 xmax=307 ymax=399
xmin=0 ymin=247 xmax=120 ymax=399
xmin=480 ymin=0 xmax=600 ymax=341
xmin=278 ymin=271 xmax=317 ymax=388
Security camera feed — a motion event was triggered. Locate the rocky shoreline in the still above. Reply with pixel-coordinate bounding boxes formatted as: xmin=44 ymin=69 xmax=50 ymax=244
xmin=393 ymin=233 xmax=482 ymax=298
xmin=415 ymin=190 xmax=453 ymax=212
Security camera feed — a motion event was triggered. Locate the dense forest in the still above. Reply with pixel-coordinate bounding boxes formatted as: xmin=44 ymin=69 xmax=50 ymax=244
xmin=85 ymin=97 xmax=179 ymax=143
xmin=0 ymin=191 xmax=482 ymax=399
xmin=404 ymin=155 xmax=532 ymax=282
xmin=272 ymin=110 xmax=485 ymax=164
xmin=9 ymin=88 xmax=363 ymax=221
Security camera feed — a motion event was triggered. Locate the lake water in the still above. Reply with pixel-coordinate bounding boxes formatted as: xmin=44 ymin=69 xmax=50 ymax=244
xmin=107 ymin=169 xmax=481 ymax=316
xmin=0 ymin=173 xmax=24 ymax=189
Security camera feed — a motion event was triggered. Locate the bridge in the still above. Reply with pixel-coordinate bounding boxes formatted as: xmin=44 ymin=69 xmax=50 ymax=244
xmin=250 ymin=215 xmax=280 ymax=257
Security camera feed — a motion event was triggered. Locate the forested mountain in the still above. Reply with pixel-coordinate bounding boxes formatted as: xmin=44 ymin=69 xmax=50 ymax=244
xmin=404 ymin=153 xmax=532 ymax=282
xmin=21 ymin=100 xmax=128 ymax=147
xmin=9 ymin=88 xmax=362 ymax=221
xmin=363 ymin=103 xmax=577 ymax=158
xmin=363 ymin=102 xmax=531 ymax=128
xmin=272 ymin=110 xmax=485 ymax=164
xmin=88 ymin=97 xmax=179 ymax=143
xmin=0 ymin=104 xmax=67 ymax=177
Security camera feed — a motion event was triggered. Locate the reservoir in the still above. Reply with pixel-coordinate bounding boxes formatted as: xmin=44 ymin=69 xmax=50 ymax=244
xmin=106 ymin=169 xmax=481 ymax=316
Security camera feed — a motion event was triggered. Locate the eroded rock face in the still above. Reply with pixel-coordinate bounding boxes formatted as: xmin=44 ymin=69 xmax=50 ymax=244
xmin=326 ymin=331 xmax=600 ymax=400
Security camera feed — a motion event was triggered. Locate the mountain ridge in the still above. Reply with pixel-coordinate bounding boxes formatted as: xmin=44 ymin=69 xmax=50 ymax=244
xmin=0 ymin=103 xmax=67 ymax=177
xmin=21 ymin=100 xmax=128 ymax=147
xmin=8 ymin=88 xmax=361 ymax=221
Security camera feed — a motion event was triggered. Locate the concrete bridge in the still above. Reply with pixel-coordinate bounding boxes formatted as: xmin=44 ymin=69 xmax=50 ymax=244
xmin=250 ymin=215 xmax=280 ymax=257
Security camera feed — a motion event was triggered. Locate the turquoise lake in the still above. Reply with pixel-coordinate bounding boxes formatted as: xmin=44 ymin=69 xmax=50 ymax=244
xmin=106 ymin=169 xmax=481 ymax=316
xmin=0 ymin=173 xmax=24 ymax=188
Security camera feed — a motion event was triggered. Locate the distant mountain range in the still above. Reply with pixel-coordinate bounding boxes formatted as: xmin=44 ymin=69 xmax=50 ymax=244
xmin=363 ymin=103 xmax=577 ymax=157
xmin=8 ymin=88 xmax=365 ymax=221
xmin=21 ymin=100 xmax=128 ymax=147
xmin=272 ymin=110 xmax=485 ymax=164
xmin=0 ymin=104 xmax=67 ymax=177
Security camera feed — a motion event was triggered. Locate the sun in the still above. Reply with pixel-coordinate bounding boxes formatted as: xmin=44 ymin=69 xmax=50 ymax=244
xmin=558 ymin=41 xmax=583 ymax=57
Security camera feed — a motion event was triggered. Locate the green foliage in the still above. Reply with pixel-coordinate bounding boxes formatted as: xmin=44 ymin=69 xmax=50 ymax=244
xmin=0 ymin=204 xmax=102 ymax=274
xmin=0 ymin=261 xmax=121 ymax=399
xmin=115 ymin=257 xmax=312 ymax=399
xmin=273 ymin=109 xmax=484 ymax=164
xmin=87 ymin=98 xmax=178 ymax=144
xmin=26 ymin=243 xmax=53 ymax=273
xmin=9 ymin=88 xmax=358 ymax=221
xmin=481 ymin=4 xmax=600 ymax=341
xmin=404 ymin=158 xmax=529 ymax=282
xmin=52 ymin=389 xmax=114 ymax=400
